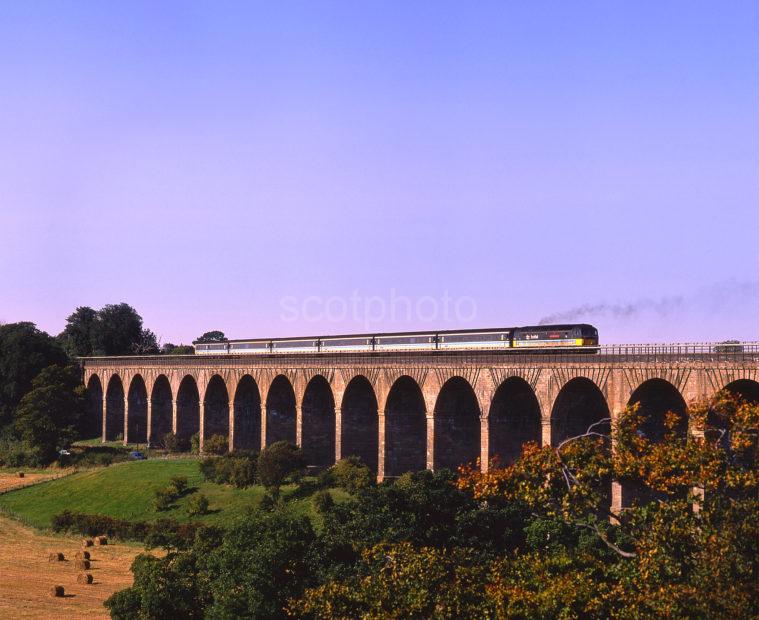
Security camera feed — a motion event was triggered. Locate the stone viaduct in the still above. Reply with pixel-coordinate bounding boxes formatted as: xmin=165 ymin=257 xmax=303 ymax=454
xmin=81 ymin=344 xmax=759 ymax=510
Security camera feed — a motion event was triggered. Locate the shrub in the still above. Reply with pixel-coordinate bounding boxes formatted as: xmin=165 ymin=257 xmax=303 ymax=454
xmin=312 ymin=489 xmax=334 ymax=514
xmin=199 ymin=454 xmax=257 ymax=487
xmin=154 ymin=486 xmax=178 ymax=511
xmin=257 ymin=441 xmax=305 ymax=489
xmin=229 ymin=456 xmax=257 ymax=488
xmin=52 ymin=510 xmax=202 ymax=549
xmin=170 ymin=475 xmax=188 ymax=494
xmin=259 ymin=488 xmax=282 ymax=512
xmin=203 ymin=434 xmax=228 ymax=455
xmin=163 ymin=432 xmax=183 ymax=453
xmin=330 ymin=456 xmax=373 ymax=493
xmin=190 ymin=432 xmax=200 ymax=454
xmin=199 ymin=456 xmax=221 ymax=482
xmin=187 ymin=493 xmax=210 ymax=516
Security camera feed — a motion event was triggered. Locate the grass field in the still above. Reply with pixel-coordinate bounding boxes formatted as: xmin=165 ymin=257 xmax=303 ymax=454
xmin=0 ymin=459 xmax=349 ymax=529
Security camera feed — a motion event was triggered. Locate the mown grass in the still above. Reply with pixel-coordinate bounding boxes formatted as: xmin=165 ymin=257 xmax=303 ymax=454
xmin=0 ymin=459 xmax=350 ymax=530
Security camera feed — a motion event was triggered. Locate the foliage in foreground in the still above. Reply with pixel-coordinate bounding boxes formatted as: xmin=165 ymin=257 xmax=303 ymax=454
xmin=107 ymin=393 xmax=758 ymax=619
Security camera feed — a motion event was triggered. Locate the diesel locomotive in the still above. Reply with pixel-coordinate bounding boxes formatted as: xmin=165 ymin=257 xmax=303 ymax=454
xmin=193 ymin=324 xmax=599 ymax=354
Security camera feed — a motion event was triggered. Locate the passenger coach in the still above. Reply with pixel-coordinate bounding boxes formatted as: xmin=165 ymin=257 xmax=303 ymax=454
xmin=193 ymin=324 xmax=599 ymax=354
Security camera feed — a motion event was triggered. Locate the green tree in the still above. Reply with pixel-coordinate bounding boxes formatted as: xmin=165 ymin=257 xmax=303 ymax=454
xmin=328 ymin=456 xmax=373 ymax=493
xmin=161 ymin=343 xmax=194 ymax=355
xmin=256 ymin=441 xmax=305 ymax=489
xmin=0 ymin=322 xmax=68 ymax=428
xmin=133 ymin=329 xmax=159 ymax=355
xmin=58 ymin=306 xmax=98 ymax=357
xmin=91 ymin=303 xmax=144 ymax=356
xmin=104 ymin=553 xmax=204 ymax=619
xmin=196 ymin=330 xmax=225 ymax=343
xmin=13 ymin=365 xmax=85 ymax=465
xmin=200 ymin=512 xmax=316 ymax=618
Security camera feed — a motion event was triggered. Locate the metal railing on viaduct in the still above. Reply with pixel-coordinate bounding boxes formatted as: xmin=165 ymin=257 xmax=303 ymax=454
xmin=80 ymin=342 xmax=759 ymax=509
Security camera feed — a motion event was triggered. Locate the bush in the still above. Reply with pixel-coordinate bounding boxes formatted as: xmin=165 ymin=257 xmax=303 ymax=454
xmin=203 ymin=434 xmax=228 ymax=455
xmin=229 ymin=456 xmax=257 ymax=488
xmin=329 ymin=456 xmax=373 ymax=493
xmin=187 ymin=493 xmax=210 ymax=516
xmin=312 ymin=489 xmax=334 ymax=514
xmin=259 ymin=488 xmax=282 ymax=512
xmin=190 ymin=433 xmax=200 ymax=454
xmin=163 ymin=432 xmax=183 ymax=453
xmin=169 ymin=475 xmax=188 ymax=494
xmin=199 ymin=456 xmax=222 ymax=482
xmin=200 ymin=454 xmax=257 ymax=488
xmin=52 ymin=510 xmax=202 ymax=549
xmin=257 ymin=441 xmax=305 ymax=489
xmin=154 ymin=486 xmax=179 ymax=511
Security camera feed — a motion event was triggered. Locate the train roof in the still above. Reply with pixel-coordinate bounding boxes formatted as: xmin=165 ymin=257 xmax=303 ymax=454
xmin=193 ymin=324 xmax=597 ymax=345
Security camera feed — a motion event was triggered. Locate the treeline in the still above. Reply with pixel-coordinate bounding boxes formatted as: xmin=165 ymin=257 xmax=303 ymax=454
xmin=0 ymin=303 xmax=217 ymax=466
xmin=106 ymin=394 xmax=758 ymax=619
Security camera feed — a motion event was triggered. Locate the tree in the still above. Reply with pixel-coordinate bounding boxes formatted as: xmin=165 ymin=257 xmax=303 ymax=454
xmin=132 ymin=329 xmax=159 ymax=355
xmin=161 ymin=343 xmax=194 ymax=355
xmin=90 ymin=303 xmax=144 ymax=356
xmin=58 ymin=306 xmax=98 ymax=357
xmin=13 ymin=365 xmax=85 ymax=465
xmin=0 ymin=323 xmax=68 ymax=428
xmin=196 ymin=331 xmax=226 ymax=343
xmin=456 ymin=392 xmax=759 ymax=617
xmin=199 ymin=512 xmax=316 ymax=618
xmin=104 ymin=553 xmax=204 ymax=620
xmin=256 ymin=441 xmax=305 ymax=489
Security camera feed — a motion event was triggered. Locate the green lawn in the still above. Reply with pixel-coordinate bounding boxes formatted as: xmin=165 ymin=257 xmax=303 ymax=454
xmin=0 ymin=459 xmax=350 ymax=530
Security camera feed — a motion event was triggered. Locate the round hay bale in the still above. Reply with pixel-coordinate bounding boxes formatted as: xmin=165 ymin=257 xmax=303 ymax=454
xmin=17 ymin=471 xmax=24 ymax=478
xmin=75 ymin=559 xmax=91 ymax=570
xmin=50 ymin=585 xmax=64 ymax=597
xmin=96 ymin=536 xmax=108 ymax=545
xmin=75 ymin=550 xmax=91 ymax=560
xmin=82 ymin=538 xmax=94 ymax=547
xmin=48 ymin=552 xmax=64 ymax=562
xmin=77 ymin=573 xmax=94 ymax=585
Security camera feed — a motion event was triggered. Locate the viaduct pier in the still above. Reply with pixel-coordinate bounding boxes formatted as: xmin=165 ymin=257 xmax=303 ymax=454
xmin=81 ymin=343 xmax=759 ymax=508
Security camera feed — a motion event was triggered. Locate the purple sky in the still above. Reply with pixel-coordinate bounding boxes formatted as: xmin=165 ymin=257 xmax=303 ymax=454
xmin=1 ymin=2 xmax=758 ymax=345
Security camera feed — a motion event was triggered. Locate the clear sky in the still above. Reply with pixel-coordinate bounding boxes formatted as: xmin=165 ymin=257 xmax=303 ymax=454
xmin=1 ymin=1 xmax=758 ymax=345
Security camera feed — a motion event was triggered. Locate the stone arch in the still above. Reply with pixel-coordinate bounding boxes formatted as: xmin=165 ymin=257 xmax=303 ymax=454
xmin=176 ymin=375 xmax=200 ymax=445
xmin=551 ymin=377 xmax=611 ymax=445
xmin=433 ymin=377 xmax=481 ymax=471
xmin=384 ymin=375 xmax=427 ymax=477
xmin=489 ymin=376 xmax=542 ymax=465
xmin=204 ymin=375 xmax=230 ymax=444
xmin=127 ymin=375 xmax=148 ymax=444
xmin=301 ymin=375 xmax=336 ymax=468
xmin=150 ymin=375 xmax=173 ymax=446
xmin=105 ymin=374 xmax=125 ymax=441
xmin=723 ymin=378 xmax=759 ymax=403
xmin=85 ymin=374 xmax=103 ymax=440
xmin=627 ymin=378 xmax=687 ymax=442
xmin=622 ymin=378 xmax=688 ymax=507
xmin=233 ymin=375 xmax=262 ymax=452
xmin=340 ymin=375 xmax=379 ymax=474
xmin=266 ymin=374 xmax=296 ymax=446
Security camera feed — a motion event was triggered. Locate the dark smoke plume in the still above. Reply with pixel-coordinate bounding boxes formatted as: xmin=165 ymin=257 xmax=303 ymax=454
xmin=538 ymin=280 xmax=759 ymax=326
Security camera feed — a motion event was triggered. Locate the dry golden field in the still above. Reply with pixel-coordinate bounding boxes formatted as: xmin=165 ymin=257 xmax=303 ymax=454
xmin=0 ymin=471 xmax=144 ymax=619
xmin=0 ymin=469 xmax=72 ymax=493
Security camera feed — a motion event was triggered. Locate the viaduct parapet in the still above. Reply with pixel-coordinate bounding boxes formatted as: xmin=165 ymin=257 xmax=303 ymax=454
xmin=81 ymin=345 xmax=759 ymax=510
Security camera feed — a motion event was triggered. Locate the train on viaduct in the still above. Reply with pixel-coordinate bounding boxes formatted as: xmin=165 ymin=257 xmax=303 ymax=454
xmin=81 ymin=342 xmax=759 ymax=511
